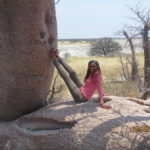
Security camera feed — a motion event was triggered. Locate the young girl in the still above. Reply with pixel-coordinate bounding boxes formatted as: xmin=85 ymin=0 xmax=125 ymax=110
xmin=51 ymin=50 xmax=111 ymax=109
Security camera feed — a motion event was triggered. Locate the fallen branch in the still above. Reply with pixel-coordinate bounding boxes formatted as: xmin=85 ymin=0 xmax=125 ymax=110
xmin=126 ymin=97 xmax=150 ymax=106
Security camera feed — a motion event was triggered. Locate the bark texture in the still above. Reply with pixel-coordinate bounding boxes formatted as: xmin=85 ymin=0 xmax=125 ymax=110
xmin=141 ymin=25 xmax=150 ymax=99
xmin=0 ymin=0 xmax=57 ymax=120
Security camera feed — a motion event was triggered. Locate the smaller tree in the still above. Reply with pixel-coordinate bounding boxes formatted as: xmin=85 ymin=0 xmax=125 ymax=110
xmin=123 ymin=30 xmax=140 ymax=81
xmin=90 ymin=38 xmax=122 ymax=56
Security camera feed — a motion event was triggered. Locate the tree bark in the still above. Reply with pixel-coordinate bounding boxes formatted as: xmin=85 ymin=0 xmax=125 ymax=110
xmin=0 ymin=0 xmax=57 ymax=120
xmin=141 ymin=25 xmax=150 ymax=99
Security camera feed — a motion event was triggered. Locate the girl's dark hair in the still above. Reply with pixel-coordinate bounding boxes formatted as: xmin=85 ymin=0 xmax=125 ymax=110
xmin=84 ymin=60 xmax=101 ymax=80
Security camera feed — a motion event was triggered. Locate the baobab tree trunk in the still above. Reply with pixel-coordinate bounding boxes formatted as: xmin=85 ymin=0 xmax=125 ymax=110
xmin=123 ymin=31 xmax=139 ymax=81
xmin=0 ymin=0 xmax=57 ymax=120
xmin=141 ymin=25 xmax=150 ymax=99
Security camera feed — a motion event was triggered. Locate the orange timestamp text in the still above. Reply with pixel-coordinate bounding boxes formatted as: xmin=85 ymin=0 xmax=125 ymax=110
xmin=132 ymin=126 xmax=150 ymax=132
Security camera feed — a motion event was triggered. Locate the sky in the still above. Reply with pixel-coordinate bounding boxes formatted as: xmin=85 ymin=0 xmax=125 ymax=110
xmin=55 ymin=0 xmax=150 ymax=39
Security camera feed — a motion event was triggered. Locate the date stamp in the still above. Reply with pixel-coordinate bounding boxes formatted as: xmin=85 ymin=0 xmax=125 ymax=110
xmin=132 ymin=126 xmax=150 ymax=132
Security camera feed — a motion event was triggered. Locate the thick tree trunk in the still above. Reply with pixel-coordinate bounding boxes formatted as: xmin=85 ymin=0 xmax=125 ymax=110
xmin=141 ymin=25 xmax=150 ymax=99
xmin=0 ymin=0 xmax=57 ymax=120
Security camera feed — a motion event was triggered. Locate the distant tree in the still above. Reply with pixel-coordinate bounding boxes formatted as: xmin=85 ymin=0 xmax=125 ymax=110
xmin=90 ymin=38 xmax=122 ymax=56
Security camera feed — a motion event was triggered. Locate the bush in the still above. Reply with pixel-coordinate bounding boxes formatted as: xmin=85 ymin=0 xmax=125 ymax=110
xmin=90 ymin=38 xmax=122 ymax=56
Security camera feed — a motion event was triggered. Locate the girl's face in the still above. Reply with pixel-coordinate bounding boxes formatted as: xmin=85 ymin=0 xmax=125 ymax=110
xmin=88 ymin=62 xmax=97 ymax=73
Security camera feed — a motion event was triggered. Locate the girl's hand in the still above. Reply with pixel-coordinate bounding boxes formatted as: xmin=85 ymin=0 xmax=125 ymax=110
xmin=100 ymin=104 xmax=112 ymax=109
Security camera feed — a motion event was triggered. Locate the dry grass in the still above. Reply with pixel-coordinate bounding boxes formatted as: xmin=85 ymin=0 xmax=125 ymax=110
xmin=51 ymin=53 xmax=144 ymax=99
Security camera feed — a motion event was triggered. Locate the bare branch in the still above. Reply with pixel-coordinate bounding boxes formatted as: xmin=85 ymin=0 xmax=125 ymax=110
xmin=129 ymin=3 xmax=150 ymax=25
xmin=55 ymin=0 xmax=60 ymax=5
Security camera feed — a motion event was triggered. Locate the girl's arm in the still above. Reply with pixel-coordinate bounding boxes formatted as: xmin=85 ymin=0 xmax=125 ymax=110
xmin=95 ymin=73 xmax=112 ymax=109
xmin=95 ymin=73 xmax=104 ymax=105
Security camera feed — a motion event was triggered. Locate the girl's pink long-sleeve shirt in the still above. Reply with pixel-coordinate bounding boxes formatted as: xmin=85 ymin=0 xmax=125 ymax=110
xmin=80 ymin=71 xmax=104 ymax=104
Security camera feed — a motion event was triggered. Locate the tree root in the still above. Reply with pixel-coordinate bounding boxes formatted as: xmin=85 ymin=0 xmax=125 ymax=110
xmin=126 ymin=97 xmax=150 ymax=113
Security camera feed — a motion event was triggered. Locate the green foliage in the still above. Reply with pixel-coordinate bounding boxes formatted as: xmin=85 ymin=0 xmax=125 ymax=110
xmin=90 ymin=38 xmax=122 ymax=56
